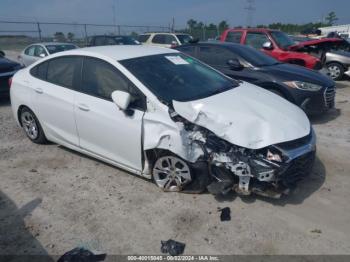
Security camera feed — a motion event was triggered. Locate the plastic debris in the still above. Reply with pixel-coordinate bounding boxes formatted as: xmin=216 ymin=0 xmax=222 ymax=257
xmin=160 ymin=239 xmax=186 ymax=256
xmin=57 ymin=247 xmax=106 ymax=262
xmin=218 ymin=207 xmax=231 ymax=221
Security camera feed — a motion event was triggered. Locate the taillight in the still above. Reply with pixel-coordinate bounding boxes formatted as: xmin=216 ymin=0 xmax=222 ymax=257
xmin=8 ymin=77 xmax=12 ymax=88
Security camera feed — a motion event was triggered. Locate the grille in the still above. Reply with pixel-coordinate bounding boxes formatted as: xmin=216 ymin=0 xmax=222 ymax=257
xmin=279 ymin=151 xmax=315 ymax=187
xmin=324 ymin=86 xmax=336 ymax=108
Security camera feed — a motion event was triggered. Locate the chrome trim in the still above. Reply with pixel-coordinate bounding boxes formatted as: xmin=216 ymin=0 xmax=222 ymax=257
xmin=274 ymin=128 xmax=316 ymax=163
xmin=323 ymin=86 xmax=336 ymax=108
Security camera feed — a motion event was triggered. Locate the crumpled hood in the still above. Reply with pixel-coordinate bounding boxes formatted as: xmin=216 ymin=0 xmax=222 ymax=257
xmin=173 ymin=82 xmax=310 ymax=149
xmin=289 ymin=38 xmax=345 ymax=51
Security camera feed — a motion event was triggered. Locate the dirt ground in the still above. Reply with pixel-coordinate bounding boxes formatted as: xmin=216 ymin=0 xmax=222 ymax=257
xmin=1 ymin=51 xmax=350 ymax=257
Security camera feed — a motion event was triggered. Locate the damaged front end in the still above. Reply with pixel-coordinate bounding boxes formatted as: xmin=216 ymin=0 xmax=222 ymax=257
xmin=170 ymin=111 xmax=316 ymax=199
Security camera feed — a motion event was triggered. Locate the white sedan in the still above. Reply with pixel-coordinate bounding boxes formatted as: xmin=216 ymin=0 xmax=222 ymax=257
xmin=10 ymin=46 xmax=316 ymax=198
xmin=18 ymin=42 xmax=78 ymax=67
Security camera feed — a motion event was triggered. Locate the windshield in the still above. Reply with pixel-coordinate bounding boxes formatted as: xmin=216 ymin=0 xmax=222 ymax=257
xmin=176 ymin=34 xmax=193 ymax=44
xmin=120 ymin=53 xmax=238 ymax=103
xmin=45 ymin=44 xmax=77 ymax=54
xmin=235 ymin=45 xmax=280 ymax=67
xmin=270 ymin=31 xmax=295 ymax=49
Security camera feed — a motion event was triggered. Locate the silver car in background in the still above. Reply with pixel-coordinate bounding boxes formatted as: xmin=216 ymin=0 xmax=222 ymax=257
xmin=18 ymin=42 xmax=78 ymax=67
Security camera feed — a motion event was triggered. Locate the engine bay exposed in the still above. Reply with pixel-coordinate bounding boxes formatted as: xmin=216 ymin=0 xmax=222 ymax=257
xmin=169 ymin=109 xmax=315 ymax=198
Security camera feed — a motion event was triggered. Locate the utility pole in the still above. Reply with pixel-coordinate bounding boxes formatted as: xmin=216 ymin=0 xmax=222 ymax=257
xmin=112 ymin=0 xmax=117 ymax=34
xmin=245 ymin=0 xmax=255 ymax=27
xmin=171 ymin=17 xmax=175 ymax=32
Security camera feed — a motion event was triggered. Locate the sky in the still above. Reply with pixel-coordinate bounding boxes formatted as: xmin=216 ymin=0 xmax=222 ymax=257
xmin=0 ymin=0 xmax=349 ymax=29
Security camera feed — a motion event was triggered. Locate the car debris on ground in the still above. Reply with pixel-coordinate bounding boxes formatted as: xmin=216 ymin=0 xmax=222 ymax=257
xmin=160 ymin=239 xmax=186 ymax=256
xmin=218 ymin=207 xmax=231 ymax=221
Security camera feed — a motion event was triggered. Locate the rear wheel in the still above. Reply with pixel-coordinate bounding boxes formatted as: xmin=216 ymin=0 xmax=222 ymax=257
xmin=152 ymin=155 xmax=192 ymax=192
xmin=327 ymin=62 xmax=344 ymax=80
xmin=20 ymin=107 xmax=47 ymax=144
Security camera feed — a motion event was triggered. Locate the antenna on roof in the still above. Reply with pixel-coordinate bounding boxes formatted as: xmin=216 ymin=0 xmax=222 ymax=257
xmin=245 ymin=0 xmax=255 ymax=27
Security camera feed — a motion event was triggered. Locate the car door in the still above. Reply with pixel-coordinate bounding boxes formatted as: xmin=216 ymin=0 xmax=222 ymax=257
xmin=244 ymin=32 xmax=277 ymax=56
xmin=30 ymin=56 xmax=81 ymax=146
xmin=34 ymin=45 xmax=48 ymax=61
xmin=21 ymin=45 xmax=37 ymax=66
xmin=197 ymin=45 xmax=259 ymax=83
xmin=74 ymin=56 xmax=145 ymax=171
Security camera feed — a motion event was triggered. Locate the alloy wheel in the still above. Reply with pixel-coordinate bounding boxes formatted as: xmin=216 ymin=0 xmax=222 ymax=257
xmin=153 ymin=156 xmax=192 ymax=192
xmin=21 ymin=111 xmax=39 ymax=140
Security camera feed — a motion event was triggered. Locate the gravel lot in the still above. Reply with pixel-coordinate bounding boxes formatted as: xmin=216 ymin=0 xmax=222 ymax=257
xmin=1 ymin=51 xmax=350 ymax=257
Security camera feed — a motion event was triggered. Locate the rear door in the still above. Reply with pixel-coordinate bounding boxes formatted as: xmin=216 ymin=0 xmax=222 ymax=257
xmin=74 ymin=56 xmax=145 ymax=171
xmin=30 ymin=56 xmax=81 ymax=146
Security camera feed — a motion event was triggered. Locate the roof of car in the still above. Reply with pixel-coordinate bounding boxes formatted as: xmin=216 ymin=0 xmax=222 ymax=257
xmin=36 ymin=42 xmax=77 ymax=45
xmin=226 ymin=28 xmax=279 ymax=32
xmin=140 ymin=32 xmax=190 ymax=35
xmin=175 ymin=41 xmax=247 ymax=49
xmin=60 ymin=45 xmax=179 ymax=61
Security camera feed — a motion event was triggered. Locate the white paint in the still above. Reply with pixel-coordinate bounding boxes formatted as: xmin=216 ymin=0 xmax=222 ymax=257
xmin=173 ymin=82 xmax=310 ymax=149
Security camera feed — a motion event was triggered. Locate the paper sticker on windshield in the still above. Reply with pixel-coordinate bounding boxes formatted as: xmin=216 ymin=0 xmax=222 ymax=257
xmin=165 ymin=56 xmax=190 ymax=65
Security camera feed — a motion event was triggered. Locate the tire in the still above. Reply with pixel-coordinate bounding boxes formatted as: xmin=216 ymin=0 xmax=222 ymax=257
xmin=19 ymin=107 xmax=47 ymax=144
xmin=152 ymin=154 xmax=192 ymax=192
xmin=327 ymin=62 xmax=344 ymax=80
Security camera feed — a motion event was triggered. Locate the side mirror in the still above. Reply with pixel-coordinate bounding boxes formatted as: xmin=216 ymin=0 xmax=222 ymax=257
xmin=111 ymin=90 xmax=131 ymax=111
xmin=262 ymin=41 xmax=273 ymax=50
xmin=227 ymin=58 xmax=244 ymax=71
xmin=171 ymin=41 xmax=178 ymax=47
xmin=39 ymin=53 xmax=46 ymax=58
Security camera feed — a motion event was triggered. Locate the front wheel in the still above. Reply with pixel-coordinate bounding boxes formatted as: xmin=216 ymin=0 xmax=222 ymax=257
xmin=20 ymin=107 xmax=47 ymax=144
xmin=152 ymin=155 xmax=192 ymax=192
xmin=327 ymin=62 xmax=344 ymax=80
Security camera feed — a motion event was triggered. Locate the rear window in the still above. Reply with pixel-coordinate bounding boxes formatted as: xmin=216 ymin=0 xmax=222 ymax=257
xmin=225 ymin=31 xmax=242 ymax=43
xmin=137 ymin=34 xmax=151 ymax=43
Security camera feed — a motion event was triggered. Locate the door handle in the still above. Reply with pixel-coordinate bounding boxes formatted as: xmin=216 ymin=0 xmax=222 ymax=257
xmin=77 ymin=103 xmax=90 ymax=111
xmin=34 ymin=87 xmax=43 ymax=94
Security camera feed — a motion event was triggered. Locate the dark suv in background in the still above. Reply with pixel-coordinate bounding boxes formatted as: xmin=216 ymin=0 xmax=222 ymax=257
xmin=0 ymin=51 xmax=22 ymax=99
xmin=174 ymin=42 xmax=335 ymax=115
xmin=87 ymin=35 xmax=140 ymax=46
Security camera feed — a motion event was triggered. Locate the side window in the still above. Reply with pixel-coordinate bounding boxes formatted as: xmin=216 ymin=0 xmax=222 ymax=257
xmin=25 ymin=46 xmax=36 ymax=56
xmin=94 ymin=37 xmax=106 ymax=46
xmin=225 ymin=32 xmax=242 ymax=43
xmin=34 ymin=46 xmax=47 ymax=57
xmin=30 ymin=61 xmax=49 ymax=80
xmin=176 ymin=46 xmax=196 ymax=57
xmin=81 ymin=57 xmax=146 ymax=110
xmin=137 ymin=34 xmax=150 ymax=43
xmin=47 ymin=57 xmax=81 ymax=89
xmin=152 ymin=34 xmax=165 ymax=44
xmin=245 ymin=32 xmax=270 ymax=49
xmin=164 ymin=35 xmax=176 ymax=44
xmin=199 ymin=46 xmax=237 ymax=66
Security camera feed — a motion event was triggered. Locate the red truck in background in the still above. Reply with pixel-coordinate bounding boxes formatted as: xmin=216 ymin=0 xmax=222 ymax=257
xmin=220 ymin=28 xmax=344 ymax=71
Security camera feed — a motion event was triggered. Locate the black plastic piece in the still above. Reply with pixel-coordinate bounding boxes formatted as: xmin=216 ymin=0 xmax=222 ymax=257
xmin=160 ymin=239 xmax=186 ymax=256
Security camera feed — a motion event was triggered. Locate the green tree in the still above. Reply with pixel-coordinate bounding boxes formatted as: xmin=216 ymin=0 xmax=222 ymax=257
xmin=218 ymin=20 xmax=229 ymax=32
xmin=54 ymin=32 xmax=66 ymax=42
xmin=325 ymin=11 xmax=338 ymax=26
xmin=187 ymin=19 xmax=197 ymax=31
xmin=67 ymin=32 xmax=74 ymax=42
